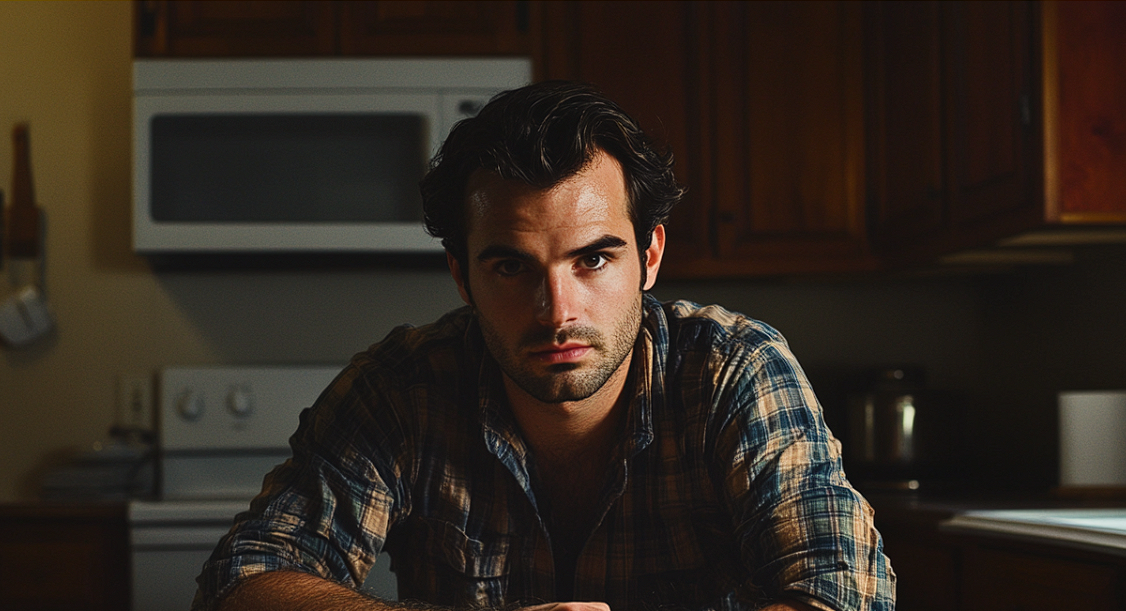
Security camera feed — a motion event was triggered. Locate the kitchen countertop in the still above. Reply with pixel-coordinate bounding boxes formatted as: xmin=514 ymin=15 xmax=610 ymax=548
xmin=942 ymin=507 xmax=1126 ymax=556
xmin=864 ymin=488 xmax=1126 ymax=554
xmin=857 ymin=489 xmax=1126 ymax=610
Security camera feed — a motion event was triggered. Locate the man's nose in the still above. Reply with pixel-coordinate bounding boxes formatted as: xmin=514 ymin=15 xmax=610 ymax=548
xmin=534 ymin=270 xmax=576 ymax=327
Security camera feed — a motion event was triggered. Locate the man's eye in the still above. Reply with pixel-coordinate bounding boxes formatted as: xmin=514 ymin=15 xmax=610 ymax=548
xmin=495 ymin=260 xmax=525 ymax=276
xmin=579 ymin=254 xmax=609 ymax=271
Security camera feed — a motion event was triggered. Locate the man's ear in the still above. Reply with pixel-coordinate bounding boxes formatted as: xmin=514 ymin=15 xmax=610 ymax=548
xmin=447 ymin=251 xmax=473 ymax=306
xmin=642 ymin=225 xmax=666 ymax=291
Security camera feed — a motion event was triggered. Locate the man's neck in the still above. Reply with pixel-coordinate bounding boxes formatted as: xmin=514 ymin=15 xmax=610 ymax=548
xmin=504 ymin=350 xmax=633 ymax=464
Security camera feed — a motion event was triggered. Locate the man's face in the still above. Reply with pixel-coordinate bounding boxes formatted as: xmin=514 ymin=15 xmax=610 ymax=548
xmin=451 ymin=151 xmax=664 ymax=405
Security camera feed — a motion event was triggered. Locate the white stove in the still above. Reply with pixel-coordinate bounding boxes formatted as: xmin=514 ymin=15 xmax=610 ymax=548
xmin=128 ymin=366 xmax=397 ymax=611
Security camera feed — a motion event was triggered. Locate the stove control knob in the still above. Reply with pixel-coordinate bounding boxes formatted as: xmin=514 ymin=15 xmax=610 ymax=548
xmin=177 ymin=391 xmax=205 ymax=421
xmin=227 ymin=386 xmax=254 ymax=418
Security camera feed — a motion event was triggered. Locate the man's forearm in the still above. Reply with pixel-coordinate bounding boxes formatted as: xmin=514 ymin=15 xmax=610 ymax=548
xmin=216 ymin=572 xmax=611 ymax=611
xmin=217 ymin=571 xmax=396 ymax=611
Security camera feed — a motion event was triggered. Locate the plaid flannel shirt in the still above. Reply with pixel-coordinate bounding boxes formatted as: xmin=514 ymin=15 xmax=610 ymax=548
xmin=194 ymin=295 xmax=895 ymax=611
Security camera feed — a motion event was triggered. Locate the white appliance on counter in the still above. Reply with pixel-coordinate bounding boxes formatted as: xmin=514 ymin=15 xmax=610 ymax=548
xmin=1059 ymin=390 xmax=1126 ymax=488
xmin=133 ymin=58 xmax=532 ymax=256
xmin=129 ymin=366 xmax=398 ymax=611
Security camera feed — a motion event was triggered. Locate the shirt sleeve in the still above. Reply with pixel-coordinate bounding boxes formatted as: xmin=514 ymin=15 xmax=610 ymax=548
xmin=711 ymin=338 xmax=896 ymax=611
xmin=192 ymin=363 xmax=408 ymax=611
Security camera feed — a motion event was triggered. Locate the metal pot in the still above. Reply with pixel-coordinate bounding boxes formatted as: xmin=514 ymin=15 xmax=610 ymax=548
xmin=846 ymin=367 xmax=960 ymax=490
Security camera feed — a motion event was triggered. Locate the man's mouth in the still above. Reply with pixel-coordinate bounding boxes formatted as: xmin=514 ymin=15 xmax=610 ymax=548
xmin=529 ymin=343 xmax=592 ymax=364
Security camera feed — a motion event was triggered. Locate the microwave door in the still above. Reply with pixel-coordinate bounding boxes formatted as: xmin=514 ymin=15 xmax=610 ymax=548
xmin=133 ymin=93 xmax=442 ymax=253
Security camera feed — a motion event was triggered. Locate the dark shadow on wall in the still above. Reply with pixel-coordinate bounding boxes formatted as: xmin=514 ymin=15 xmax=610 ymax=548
xmin=970 ymin=245 xmax=1126 ymax=491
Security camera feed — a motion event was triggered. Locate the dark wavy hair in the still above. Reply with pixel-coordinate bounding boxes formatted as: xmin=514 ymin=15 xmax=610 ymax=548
xmin=420 ymin=80 xmax=684 ymax=278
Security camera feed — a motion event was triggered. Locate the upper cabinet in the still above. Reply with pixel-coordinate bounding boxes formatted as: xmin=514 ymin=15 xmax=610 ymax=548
xmin=536 ymin=1 xmax=711 ymax=277
xmin=337 ymin=1 xmax=532 ymax=56
xmin=865 ymin=1 xmax=946 ymax=253
xmin=1042 ymin=0 xmax=1126 ymax=224
xmin=538 ymin=0 xmax=876 ymax=279
xmin=869 ymin=0 xmax=1126 ymax=264
xmin=867 ymin=1 xmax=1041 ymax=262
xmin=134 ymin=1 xmax=534 ymax=57
xmin=700 ymin=1 xmax=874 ymax=277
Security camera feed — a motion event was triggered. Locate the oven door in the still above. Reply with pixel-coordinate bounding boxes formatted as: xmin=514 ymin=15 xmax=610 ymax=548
xmin=130 ymin=500 xmax=246 ymax=611
xmin=128 ymin=500 xmax=397 ymax=610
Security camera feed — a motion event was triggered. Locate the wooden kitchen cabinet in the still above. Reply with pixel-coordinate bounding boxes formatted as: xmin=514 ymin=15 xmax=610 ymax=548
xmin=872 ymin=501 xmax=961 ymax=611
xmin=540 ymin=1 xmax=877 ymax=278
xmin=867 ymin=0 xmax=1041 ymax=262
xmin=1042 ymin=0 xmax=1126 ymax=224
xmin=869 ymin=0 xmax=1126 ymax=264
xmin=135 ymin=0 xmax=336 ymax=56
xmin=864 ymin=1 xmax=946 ymax=254
xmin=135 ymin=0 xmax=534 ymax=57
xmin=337 ymin=1 xmax=533 ymax=56
xmin=536 ymin=1 xmax=711 ymax=276
xmin=0 ymin=503 xmax=130 ymax=611
xmin=872 ymin=496 xmax=1126 ymax=611
xmin=944 ymin=1 xmax=1040 ymax=241
xmin=697 ymin=0 xmax=877 ymax=277
xmin=961 ymin=544 xmax=1120 ymax=611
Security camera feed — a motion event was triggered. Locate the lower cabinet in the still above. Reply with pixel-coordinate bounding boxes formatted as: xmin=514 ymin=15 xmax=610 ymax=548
xmin=961 ymin=545 xmax=1120 ymax=611
xmin=873 ymin=498 xmax=1126 ymax=611
xmin=0 ymin=503 xmax=130 ymax=611
xmin=874 ymin=503 xmax=961 ymax=611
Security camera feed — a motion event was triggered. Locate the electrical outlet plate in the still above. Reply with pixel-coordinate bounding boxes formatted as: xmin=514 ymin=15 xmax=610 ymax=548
xmin=118 ymin=374 xmax=154 ymax=432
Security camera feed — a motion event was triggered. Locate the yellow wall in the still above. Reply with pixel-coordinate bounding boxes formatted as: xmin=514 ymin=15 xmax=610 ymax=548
xmin=2 ymin=0 xmax=141 ymax=500
xmin=0 ymin=1 xmax=464 ymax=501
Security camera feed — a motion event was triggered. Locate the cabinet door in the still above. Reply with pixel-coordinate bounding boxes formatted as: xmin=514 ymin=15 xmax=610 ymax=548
xmin=706 ymin=1 xmax=874 ymax=276
xmin=882 ymin=538 xmax=959 ymax=611
xmin=869 ymin=0 xmax=1040 ymax=260
xmin=135 ymin=1 xmax=533 ymax=58
xmin=943 ymin=0 xmax=1040 ymax=242
xmin=135 ymin=0 xmax=338 ymax=57
xmin=866 ymin=1 xmax=946 ymax=253
xmin=0 ymin=507 xmax=130 ymax=611
xmin=1044 ymin=0 xmax=1126 ymax=222
xmin=538 ymin=1 xmax=710 ymax=276
xmin=338 ymin=1 xmax=533 ymax=56
xmin=961 ymin=545 xmax=1119 ymax=610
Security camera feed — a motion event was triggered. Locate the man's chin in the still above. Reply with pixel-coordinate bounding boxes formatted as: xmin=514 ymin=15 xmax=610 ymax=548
xmin=512 ymin=371 xmax=600 ymax=404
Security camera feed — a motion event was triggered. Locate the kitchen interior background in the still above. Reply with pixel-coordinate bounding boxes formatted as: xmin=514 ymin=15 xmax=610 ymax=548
xmin=2 ymin=1 xmax=1124 ymax=502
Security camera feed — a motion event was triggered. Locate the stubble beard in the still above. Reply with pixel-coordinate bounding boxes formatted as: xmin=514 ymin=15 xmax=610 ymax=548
xmin=479 ymin=295 xmax=643 ymax=404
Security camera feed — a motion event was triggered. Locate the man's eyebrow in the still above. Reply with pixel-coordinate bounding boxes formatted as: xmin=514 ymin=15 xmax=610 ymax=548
xmin=476 ymin=244 xmax=533 ymax=263
xmin=566 ymin=235 xmax=629 ymax=258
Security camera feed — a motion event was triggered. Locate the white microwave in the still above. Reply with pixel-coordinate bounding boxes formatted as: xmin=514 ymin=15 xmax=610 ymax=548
xmin=132 ymin=58 xmax=531 ymax=258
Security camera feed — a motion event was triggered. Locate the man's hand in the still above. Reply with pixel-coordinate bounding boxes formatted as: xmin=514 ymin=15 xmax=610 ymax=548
xmin=519 ymin=604 xmax=611 ymax=611
xmin=762 ymin=601 xmax=818 ymax=611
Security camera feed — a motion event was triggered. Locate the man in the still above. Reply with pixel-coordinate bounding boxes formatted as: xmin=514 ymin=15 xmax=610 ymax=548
xmin=194 ymin=81 xmax=895 ymax=611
